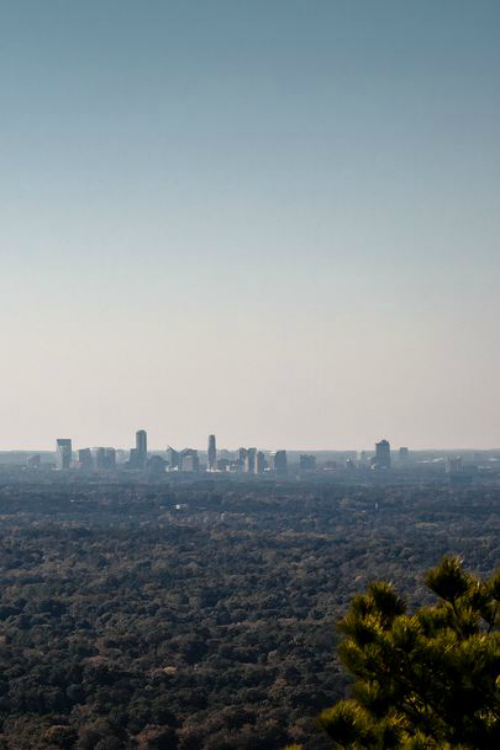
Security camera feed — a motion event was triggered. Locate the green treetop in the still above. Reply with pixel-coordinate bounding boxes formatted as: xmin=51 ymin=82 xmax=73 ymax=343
xmin=287 ymin=556 xmax=499 ymax=749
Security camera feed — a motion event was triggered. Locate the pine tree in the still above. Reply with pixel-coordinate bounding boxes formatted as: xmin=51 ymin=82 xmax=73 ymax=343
xmin=286 ymin=557 xmax=499 ymax=749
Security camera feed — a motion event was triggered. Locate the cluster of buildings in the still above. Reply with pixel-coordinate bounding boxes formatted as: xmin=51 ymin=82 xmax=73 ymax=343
xmin=203 ymin=441 xmax=288 ymax=475
xmin=25 ymin=437 xmax=490 ymax=484
xmin=56 ymin=439 xmax=117 ymax=472
xmin=55 ymin=432 xmax=291 ymax=475
xmin=54 ymin=434 xmax=415 ymax=477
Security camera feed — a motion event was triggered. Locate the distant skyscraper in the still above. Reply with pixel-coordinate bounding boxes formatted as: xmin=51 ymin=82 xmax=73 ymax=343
xmin=167 ymin=446 xmax=179 ymax=470
xmin=179 ymin=448 xmax=199 ymax=472
xmin=96 ymin=447 xmax=116 ymax=471
xmin=95 ymin=447 xmax=106 ymax=470
xmin=208 ymin=434 xmax=217 ymax=471
xmin=237 ymin=447 xmax=248 ymax=473
xmin=375 ymin=439 xmax=391 ymax=470
xmin=78 ymin=448 xmax=94 ymax=472
xmin=299 ymin=454 xmax=316 ymax=471
xmin=106 ymin=448 xmax=117 ymax=471
xmin=271 ymin=450 xmax=288 ymax=475
xmin=245 ymin=447 xmax=257 ymax=474
xmin=399 ymin=447 xmax=410 ymax=461
xmin=256 ymin=451 xmax=266 ymax=474
xmin=136 ymin=430 xmax=147 ymax=460
xmin=129 ymin=430 xmax=148 ymax=470
xmin=56 ymin=439 xmax=72 ymax=470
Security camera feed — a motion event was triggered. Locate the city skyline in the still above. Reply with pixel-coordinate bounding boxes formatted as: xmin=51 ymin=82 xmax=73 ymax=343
xmin=57 ymin=431 xmax=400 ymax=457
xmin=2 ymin=2 xmax=500 ymax=450
xmin=10 ymin=432 xmax=487 ymax=482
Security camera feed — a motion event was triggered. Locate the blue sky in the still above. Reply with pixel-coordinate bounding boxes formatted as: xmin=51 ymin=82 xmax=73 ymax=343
xmin=1 ymin=1 xmax=499 ymax=450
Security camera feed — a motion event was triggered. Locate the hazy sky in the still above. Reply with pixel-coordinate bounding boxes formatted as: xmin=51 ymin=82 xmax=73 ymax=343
xmin=1 ymin=0 xmax=500 ymax=451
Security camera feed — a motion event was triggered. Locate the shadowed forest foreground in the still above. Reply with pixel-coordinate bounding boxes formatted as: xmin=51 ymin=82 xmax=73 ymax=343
xmin=0 ymin=478 xmax=498 ymax=749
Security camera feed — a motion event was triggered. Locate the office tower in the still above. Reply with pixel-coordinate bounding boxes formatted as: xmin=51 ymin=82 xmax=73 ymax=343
xmin=375 ymin=439 xmax=391 ymax=470
xmin=95 ymin=447 xmax=106 ymax=470
xmin=78 ymin=448 xmax=94 ymax=472
xmin=236 ymin=447 xmax=248 ymax=473
xmin=256 ymin=451 xmax=266 ymax=474
xmin=129 ymin=430 xmax=148 ymax=470
xmin=245 ymin=447 xmax=257 ymax=474
xmin=136 ymin=430 xmax=147 ymax=460
xmin=106 ymin=448 xmax=117 ymax=471
xmin=299 ymin=454 xmax=316 ymax=471
xmin=167 ymin=446 xmax=179 ymax=470
xmin=217 ymin=458 xmax=230 ymax=472
xmin=271 ymin=450 xmax=288 ymax=475
xmin=399 ymin=447 xmax=410 ymax=461
xmin=208 ymin=434 xmax=217 ymax=472
xmin=179 ymin=448 xmax=199 ymax=472
xmin=56 ymin=439 xmax=72 ymax=470
xmin=96 ymin=447 xmax=116 ymax=471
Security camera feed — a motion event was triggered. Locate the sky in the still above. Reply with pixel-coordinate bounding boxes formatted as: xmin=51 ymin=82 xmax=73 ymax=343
xmin=1 ymin=0 xmax=500 ymax=451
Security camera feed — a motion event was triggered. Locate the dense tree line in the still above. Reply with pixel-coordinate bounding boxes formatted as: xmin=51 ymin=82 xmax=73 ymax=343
xmin=0 ymin=477 xmax=498 ymax=748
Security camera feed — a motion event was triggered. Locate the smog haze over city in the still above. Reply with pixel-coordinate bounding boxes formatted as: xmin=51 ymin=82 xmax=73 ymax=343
xmin=2 ymin=0 xmax=500 ymax=453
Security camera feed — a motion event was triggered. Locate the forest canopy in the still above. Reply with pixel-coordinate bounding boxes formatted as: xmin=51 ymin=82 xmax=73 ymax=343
xmin=0 ymin=478 xmax=498 ymax=748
